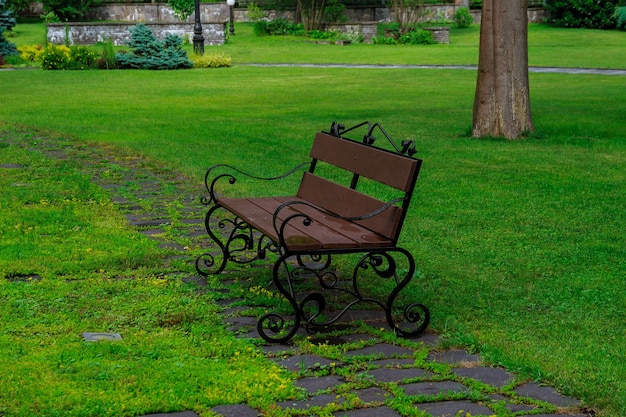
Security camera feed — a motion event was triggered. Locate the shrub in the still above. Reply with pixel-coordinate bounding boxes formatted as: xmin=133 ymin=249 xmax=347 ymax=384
xmin=69 ymin=45 xmax=98 ymax=70
xmin=168 ymin=0 xmax=194 ymax=21
xmin=18 ymin=44 xmax=44 ymax=62
xmin=190 ymin=52 xmax=232 ymax=68
xmin=324 ymin=0 xmax=348 ymax=24
xmin=454 ymin=7 xmax=474 ymax=28
xmin=372 ymin=36 xmax=398 ymax=45
xmin=41 ymin=44 xmax=71 ymax=70
xmin=247 ymin=2 xmax=268 ymax=22
xmin=0 ymin=0 xmax=17 ymax=58
xmin=115 ymin=24 xmax=192 ymax=70
xmin=254 ymin=18 xmax=305 ymax=36
xmin=399 ymin=28 xmax=435 ymax=45
xmin=96 ymin=38 xmax=117 ymax=69
xmin=545 ymin=0 xmax=618 ymax=29
xmin=41 ymin=0 xmax=92 ymax=21
xmin=616 ymin=6 xmax=626 ymax=29
xmin=469 ymin=0 xmax=481 ymax=9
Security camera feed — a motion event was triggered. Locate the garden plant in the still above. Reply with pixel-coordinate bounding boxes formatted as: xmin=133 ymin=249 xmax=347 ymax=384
xmin=1 ymin=21 xmax=625 ymax=417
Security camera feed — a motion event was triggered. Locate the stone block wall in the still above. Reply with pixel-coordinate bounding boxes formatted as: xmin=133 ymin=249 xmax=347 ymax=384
xmin=325 ymin=22 xmax=378 ymax=43
xmin=86 ymin=3 xmax=228 ymax=24
xmin=47 ymin=22 xmax=227 ymax=46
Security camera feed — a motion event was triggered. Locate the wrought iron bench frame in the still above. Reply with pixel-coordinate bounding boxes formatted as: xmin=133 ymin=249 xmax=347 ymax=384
xmin=196 ymin=121 xmax=430 ymax=343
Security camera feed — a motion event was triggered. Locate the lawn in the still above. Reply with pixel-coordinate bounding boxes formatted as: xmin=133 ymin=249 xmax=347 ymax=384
xmin=1 ymin=22 xmax=625 ymax=417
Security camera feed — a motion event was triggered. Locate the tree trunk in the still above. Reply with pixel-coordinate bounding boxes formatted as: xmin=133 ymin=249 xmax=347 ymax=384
xmin=472 ymin=0 xmax=534 ymax=139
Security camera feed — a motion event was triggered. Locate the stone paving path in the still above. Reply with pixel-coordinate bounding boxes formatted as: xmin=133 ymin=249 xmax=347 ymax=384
xmin=7 ymin=133 xmax=593 ymax=417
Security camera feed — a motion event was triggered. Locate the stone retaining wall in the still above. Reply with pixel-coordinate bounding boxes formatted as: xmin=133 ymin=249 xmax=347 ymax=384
xmin=47 ymin=22 xmax=227 ymax=46
xmin=86 ymin=3 xmax=227 ymax=24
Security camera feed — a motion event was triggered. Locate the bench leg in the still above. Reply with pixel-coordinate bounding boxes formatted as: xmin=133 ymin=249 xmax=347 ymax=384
xmin=379 ymin=248 xmax=430 ymax=337
xmin=257 ymin=253 xmax=303 ymax=343
xmin=195 ymin=204 xmax=277 ymax=276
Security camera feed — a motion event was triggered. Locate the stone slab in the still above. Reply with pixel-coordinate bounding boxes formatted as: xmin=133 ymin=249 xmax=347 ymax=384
xmin=515 ymin=382 xmax=581 ymax=407
xmin=351 ymin=387 xmax=392 ymax=403
xmin=428 ymin=349 xmax=481 ymax=364
xmin=211 ymin=404 xmax=259 ymax=417
xmin=371 ymin=358 xmax=416 ymax=368
xmin=295 ymin=375 xmax=345 ymax=394
xmin=362 ymin=367 xmax=431 ymax=383
xmin=453 ymin=366 xmax=513 ymax=388
xmin=415 ymin=400 xmax=494 ymax=417
xmin=279 ymin=392 xmax=346 ymax=410
xmin=402 ymin=381 xmax=468 ymax=396
xmin=139 ymin=412 xmax=199 ymax=417
xmin=333 ymin=406 xmax=401 ymax=416
xmin=345 ymin=343 xmax=414 ymax=358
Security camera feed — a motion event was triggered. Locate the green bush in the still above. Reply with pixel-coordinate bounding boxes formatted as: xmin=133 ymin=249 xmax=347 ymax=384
xmin=96 ymin=38 xmax=117 ymax=69
xmin=168 ymin=0 xmax=194 ymax=21
xmin=453 ymin=7 xmax=474 ymax=28
xmin=115 ymin=24 xmax=192 ymax=70
xmin=469 ymin=0 xmax=481 ymax=9
xmin=41 ymin=44 xmax=71 ymax=70
xmin=41 ymin=0 xmax=92 ymax=21
xmin=190 ymin=52 xmax=231 ymax=68
xmin=0 ymin=0 xmax=17 ymax=58
xmin=18 ymin=44 xmax=44 ymax=62
xmin=69 ymin=45 xmax=98 ymax=70
xmin=372 ymin=36 xmax=398 ymax=45
xmin=399 ymin=28 xmax=435 ymax=45
xmin=545 ymin=0 xmax=618 ymax=29
xmin=616 ymin=6 xmax=626 ymax=29
xmin=254 ymin=18 xmax=305 ymax=36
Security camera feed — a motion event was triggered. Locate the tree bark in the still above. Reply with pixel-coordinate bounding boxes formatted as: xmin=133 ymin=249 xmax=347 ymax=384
xmin=472 ymin=0 xmax=534 ymax=139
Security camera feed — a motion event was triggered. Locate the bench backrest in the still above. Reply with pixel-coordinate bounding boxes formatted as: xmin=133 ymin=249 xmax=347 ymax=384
xmin=297 ymin=132 xmax=422 ymax=242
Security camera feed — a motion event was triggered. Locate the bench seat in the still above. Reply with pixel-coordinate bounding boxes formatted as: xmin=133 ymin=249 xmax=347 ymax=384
xmin=219 ymin=196 xmax=394 ymax=252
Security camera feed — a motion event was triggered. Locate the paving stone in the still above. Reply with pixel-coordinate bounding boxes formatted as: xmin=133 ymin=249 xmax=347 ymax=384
xmin=518 ymin=415 xmax=589 ymax=417
xmin=452 ymin=366 xmax=514 ymax=388
xmin=350 ymin=387 xmax=392 ymax=403
xmin=401 ymin=381 xmax=468 ymax=396
xmin=414 ymin=400 xmax=494 ymax=417
xmin=515 ymin=382 xmax=581 ymax=407
xmin=371 ymin=358 xmax=416 ymax=368
xmin=361 ymin=367 xmax=431 ymax=383
xmin=345 ymin=343 xmax=414 ymax=358
xmin=415 ymin=332 xmax=440 ymax=347
xmin=278 ymin=392 xmax=346 ymax=410
xmin=295 ymin=375 xmax=345 ymax=393
xmin=210 ymin=404 xmax=259 ymax=417
xmin=274 ymin=354 xmax=337 ymax=372
xmin=340 ymin=333 xmax=379 ymax=344
xmin=428 ymin=349 xmax=481 ymax=364
xmin=139 ymin=412 xmax=200 ymax=417
xmin=0 ymin=163 xmax=23 ymax=168
xmin=333 ymin=406 xmax=401 ymax=416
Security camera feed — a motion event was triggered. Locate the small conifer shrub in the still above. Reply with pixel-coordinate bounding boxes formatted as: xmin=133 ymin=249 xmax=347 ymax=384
xmin=0 ymin=0 xmax=17 ymax=59
xmin=116 ymin=23 xmax=192 ymax=70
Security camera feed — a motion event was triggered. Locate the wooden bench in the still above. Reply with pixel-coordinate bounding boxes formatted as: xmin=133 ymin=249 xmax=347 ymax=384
xmin=196 ymin=122 xmax=430 ymax=342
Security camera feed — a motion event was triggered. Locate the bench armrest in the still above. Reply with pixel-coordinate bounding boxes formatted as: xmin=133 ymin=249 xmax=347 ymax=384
xmin=201 ymin=162 xmax=311 ymax=206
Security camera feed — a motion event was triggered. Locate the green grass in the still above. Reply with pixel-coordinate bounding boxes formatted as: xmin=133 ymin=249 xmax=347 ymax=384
xmin=0 ymin=135 xmax=298 ymax=416
xmin=8 ymin=22 xmax=626 ymax=69
xmin=1 ymin=22 xmax=626 ymax=416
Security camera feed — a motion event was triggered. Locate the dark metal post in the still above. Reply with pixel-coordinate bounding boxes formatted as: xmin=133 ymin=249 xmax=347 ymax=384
xmin=227 ymin=0 xmax=235 ymax=35
xmin=193 ymin=0 xmax=204 ymax=55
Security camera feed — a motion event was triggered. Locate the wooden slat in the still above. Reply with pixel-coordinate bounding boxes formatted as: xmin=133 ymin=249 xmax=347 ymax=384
xmin=274 ymin=197 xmax=393 ymax=249
xmin=310 ymin=132 xmax=421 ymax=192
xmin=249 ymin=197 xmax=360 ymax=250
xmin=219 ymin=197 xmax=322 ymax=251
xmin=296 ymin=172 xmax=403 ymax=240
